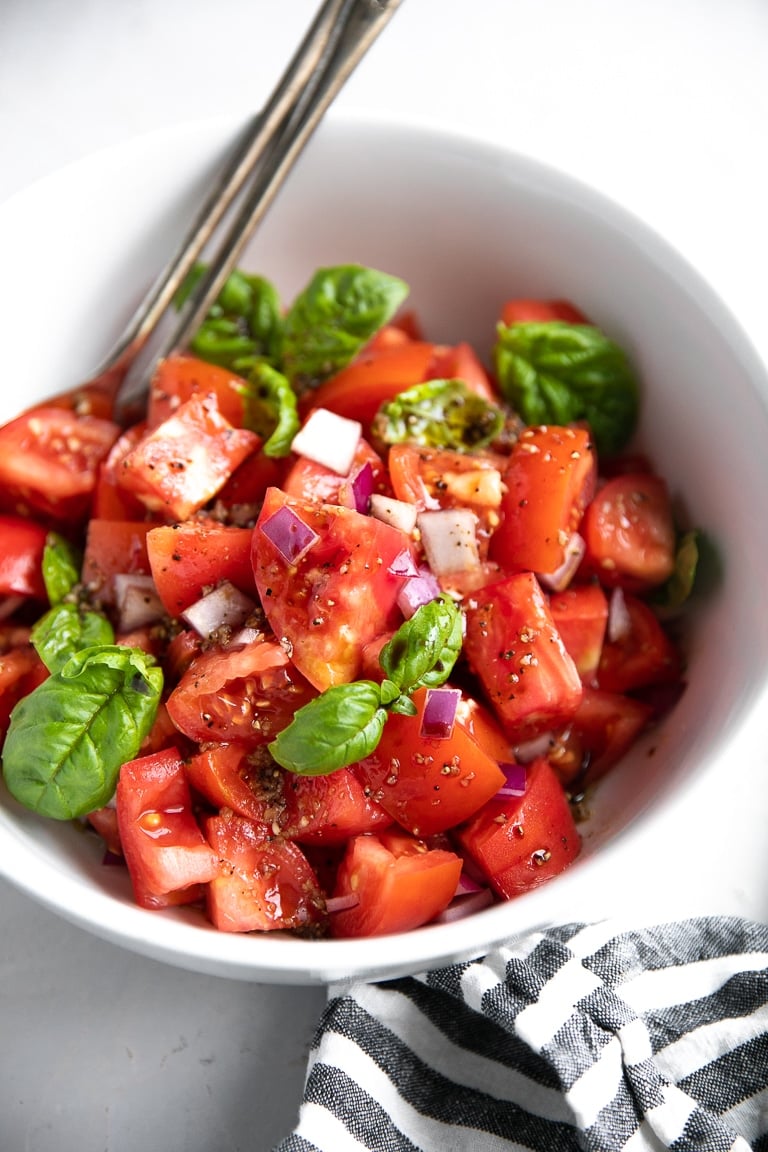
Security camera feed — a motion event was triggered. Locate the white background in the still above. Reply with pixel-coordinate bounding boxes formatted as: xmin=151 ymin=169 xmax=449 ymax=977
xmin=1 ymin=2 xmax=768 ymax=1149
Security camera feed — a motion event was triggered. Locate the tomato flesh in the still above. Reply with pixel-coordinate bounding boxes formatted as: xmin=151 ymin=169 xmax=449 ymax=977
xmin=581 ymin=472 xmax=676 ymax=592
xmin=0 ymin=515 xmax=48 ymax=600
xmin=147 ymin=519 xmax=257 ymax=615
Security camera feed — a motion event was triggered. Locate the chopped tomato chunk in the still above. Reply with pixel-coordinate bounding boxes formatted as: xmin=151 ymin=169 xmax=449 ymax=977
xmin=146 ymin=520 xmax=257 ymax=615
xmin=581 ymin=472 xmax=676 ymax=592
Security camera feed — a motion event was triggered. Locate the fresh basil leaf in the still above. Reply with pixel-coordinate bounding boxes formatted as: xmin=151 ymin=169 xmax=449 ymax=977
xmin=31 ymin=603 xmax=114 ymax=674
xmin=494 ymin=320 xmax=639 ymax=456
xmin=234 ymin=360 xmax=300 ymax=458
xmin=177 ymin=265 xmax=283 ymax=370
xmin=269 ymin=681 xmax=386 ymax=776
xmin=379 ymin=595 xmax=463 ymax=693
xmin=42 ymin=533 xmax=81 ymax=605
xmin=280 ymin=265 xmax=409 ymax=389
xmin=653 ymin=529 xmax=700 ymax=612
xmin=372 ymin=379 xmax=505 ymax=452
xmin=2 ymin=645 xmax=163 ymax=820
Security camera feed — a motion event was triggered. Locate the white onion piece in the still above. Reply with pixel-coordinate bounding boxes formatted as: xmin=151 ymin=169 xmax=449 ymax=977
xmin=114 ymin=574 xmax=165 ymax=632
xmin=227 ymin=625 xmax=263 ymax=649
xmin=537 ymin=532 xmax=586 ymax=592
xmin=396 ymin=567 xmax=441 ymax=618
xmin=290 ymin=408 xmax=362 ymax=476
xmin=182 ymin=581 xmax=256 ymax=638
xmin=417 ymin=508 xmax=480 ymax=576
xmin=369 ymin=494 xmax=418 ymax=535
xmin=325 ymin=893 xmax=361 ymax=915
xmin=434 ymin=887 xmax=495 ymax=924
xmin=514 ymin=733 xmax=553 ymax=763
xmin=608 ymin=585 xmax=632 ymax=642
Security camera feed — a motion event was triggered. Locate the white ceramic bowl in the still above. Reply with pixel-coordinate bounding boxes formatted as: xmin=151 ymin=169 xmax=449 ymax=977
xmin=2 ymin=115 xmax=768 ymax=984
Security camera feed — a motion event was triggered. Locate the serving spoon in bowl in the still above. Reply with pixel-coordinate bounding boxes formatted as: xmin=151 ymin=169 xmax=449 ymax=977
xmin=84 ymin=0 xmax=403 ymax=425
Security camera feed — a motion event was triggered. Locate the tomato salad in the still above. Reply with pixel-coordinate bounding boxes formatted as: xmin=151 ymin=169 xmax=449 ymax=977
xmin=0 ymin=265 xmax=697 ymax=939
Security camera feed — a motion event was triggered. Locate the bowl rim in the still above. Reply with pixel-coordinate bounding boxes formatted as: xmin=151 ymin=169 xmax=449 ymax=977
xmin=2 ymin=110 xmax=768 ymax=983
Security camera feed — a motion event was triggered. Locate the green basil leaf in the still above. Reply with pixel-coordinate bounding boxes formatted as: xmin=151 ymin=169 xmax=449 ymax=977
xmin=31 ymin=603 xmax=115 ymax=674
xmin=280 ymin=265 xmax=409 ymax=390
xmin=177 ymin=265 xmax=283 ymax=370
xmin=190 ymin=317 xmax=256 ymax=368
xmin=2 ymin=645 xmax=163 ymax=820
xmin=493 ymin=320 xmax=640 ymax=456
xmin=372 ymin=378 xmax=505 ymax=452
xmin=234 ymin=360 xmax=300 ymax=458
xmin=269 ymin=681 xmax=386 ymax=775
xmin=379 ymin=595 xmax=463 ymax=693
xmin=652 ymin=529 xmax=700 ymax=612
xmin=42 ymin=533 xmax=82 ymax=605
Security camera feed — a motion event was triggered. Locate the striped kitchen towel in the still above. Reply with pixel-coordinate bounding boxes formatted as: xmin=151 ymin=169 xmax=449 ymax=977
xmin=274 ymin=916 xmax=768 ymax=1151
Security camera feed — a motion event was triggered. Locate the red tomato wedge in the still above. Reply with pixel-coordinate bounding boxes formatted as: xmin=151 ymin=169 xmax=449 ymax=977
xmin=490 ymin=424 xmax=596 ymax=577
xmin=500 ymin=299 xmax=589 ymax=326
xmin=118 ymin=393 xmax=259 ymax=520
xmin=355 ymin=686 xmax=506 ymax=837
xmin=92 ymin=423 xmax=153 ymax=521
xmin=0 ymin=406 xmax=120 ymax=523
xmin=428 ymin=342 xmax=497 ymax=402
xmin=186 ymin=743 xmax=272 ymax=824
xmin=304 ymin=341 xmax=436 ymax=431
xmin=463 ymin=572 xmax=583 ymax=741
xmin=146 ymin=520 xmax=256 ymax=615
xmin=147 ymin=355 xmax=250 ymax=428
xmin=166 ymin=639 xmax=316 ymax=748
xmin=581 ymin=472 xmax=676 ymax=592
xmin=596 ymin=594 xmax=681 ymax=694
xmin=280 ymin=768 xmax=392 ymax=845
xmin=81 ymin=519 xmax=152 ymax=603
xmin=204 ymin=813 xmax=323 ymax=933
xmin=282 ymin=437 xmax=388 ymax=506
xmin=549 ymin=583 xmax=609 ymax=686
xmin=252 ymin=486 xmax=415 ymax=690
xmin=329 ymin=830 xmax=462 ymax=938
xmin=547 ymin=688 xmax=653 ymax=787
xmin=0 ymin=515 xmax=48 ymax=600
xmin=0 ymin=644 xmax=47 ymax=740
xmin=455 ymin=756 xmax=581 ymax=900
xmin=116 ymin=747 xmax=220 ymax=909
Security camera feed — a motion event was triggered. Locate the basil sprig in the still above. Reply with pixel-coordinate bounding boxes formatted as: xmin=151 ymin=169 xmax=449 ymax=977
xmin=279 ymin=265 xmax=409 ymax=390
xmin=33 ymin=531 xmax=115 ymax=673
xmin=373 ymin=379 xmax=505 ymax=453
xmin=2 ymin=645 xmax=163 ymax=820
xmin=234 ymin=359 xmax=300 ymax=458
xmin=176 ymin=265 xmax=283 ymax=370
xmin=493 ymin=320 xmax=639 ymax=456
xmin=41 ymin=533 xmax=82 ymax=606
xmin=269 ymin=595 xmax=462 ymax=775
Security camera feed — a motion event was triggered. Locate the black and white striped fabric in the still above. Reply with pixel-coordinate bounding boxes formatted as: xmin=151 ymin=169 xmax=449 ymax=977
xmin=274 ymin=917 xmax=768 ymax=1152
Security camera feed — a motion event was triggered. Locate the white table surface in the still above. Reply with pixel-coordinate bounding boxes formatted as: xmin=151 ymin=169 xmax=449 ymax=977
xmin=2 ymin=2 xmax=768 ymax=1149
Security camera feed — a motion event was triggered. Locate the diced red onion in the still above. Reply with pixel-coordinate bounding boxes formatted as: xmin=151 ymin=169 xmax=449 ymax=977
xmin=537 ymin=532 xmax=586 ymax=592
xmin=420 ymin=687 xmax=462 ymax=740
xmin=344 ymin=461 xmax=375 ymax=514
xmin=417 ymin=509 xmax=480 ymax=576
xmin=396 ymin=566 xmax=441 ymax=618
xmin=182 ymin=581 xmax=256 ymax=638
xmin=387 ymin=548 xmax=419 ymax=578
xmin=434 ymin=887 xmax=495 ymax=924
xmin=369 ymin=494 xmax=418 ymax=535
xmin=101 ymin=849 xmax=125 ymax=867
xmin=325 ymin=892 xmax=361 ymax=914
xmin=497 ymin=761 xmax=527 ymax=797
xmin=455 ymin=871 xmax=485 ymax=896
xmin=608 ymin=584 xmax=632 ymax=642
xmin=260 ymin=504 xmax=319 ymax=565
xmin=290 ymin=408 xmax=362 ymax=476
xmin=0 ymin=594 xmax=25 ymax=622
xmin=513 ymin=733 xmax=553 ymax=763
xmin=114 ymin=574 xmax=165 ymax=632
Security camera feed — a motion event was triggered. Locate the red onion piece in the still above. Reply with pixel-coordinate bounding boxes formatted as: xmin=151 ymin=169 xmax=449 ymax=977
xmin=369 ymin=494 xmax=418 ymax=535
xmin=455 ymin=870 xmax=485 ymax=896
xmin=608 ymin=585 xmax=632 ymax=642
xmin=537 ymin=532 xmax=586 ymax=592
xmin=420 ymin=687 xmax=462 ymax=739
xmin=417 ymin=508 xmax=480 ymax=576
xmin=346 ymin=461 xmax=374 ymax=514
xmin=497 ymin=761 xmax=527 ymax=797
xmin=290 ymin=408 xmax=362 ymax=476
xmin=396 ymin=566 xmax=441 ymax=618
xmin=114 ymin=574 xmax=165 ymax=632
xmin=388 ymin=548 xmax=419 ymax=578
xmin=434 ymin=887 xmax=495 ymax=924
xmin=325 ymin=893 xmax=361 ymax=914
xmin=260 ymin=504 xmax=319 ymax=565
xmin=0 ymin=594 xmax=25 ymax=622
xmin=182 ymin=581 xmax=256 ymax=639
